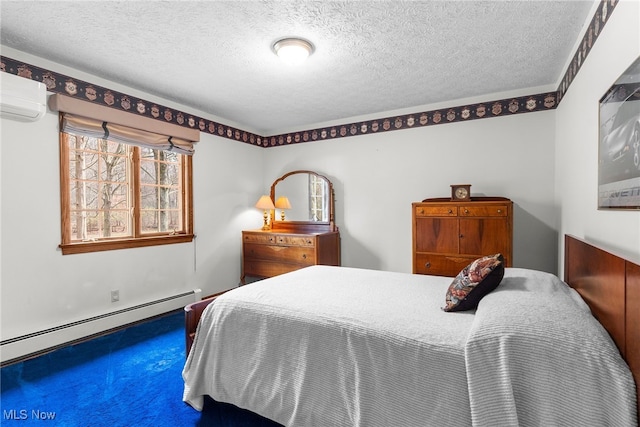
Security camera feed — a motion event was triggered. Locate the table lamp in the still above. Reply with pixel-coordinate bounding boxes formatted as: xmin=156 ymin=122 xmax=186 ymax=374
xmin=255 ymin=195 xmax=275 ymax=230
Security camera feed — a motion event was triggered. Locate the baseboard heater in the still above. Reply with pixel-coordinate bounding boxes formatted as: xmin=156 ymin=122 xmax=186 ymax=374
xmin=1 ymin=290 xmax=200 ymax=366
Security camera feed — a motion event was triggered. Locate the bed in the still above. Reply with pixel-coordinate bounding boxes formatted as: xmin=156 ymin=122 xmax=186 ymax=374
xmin=183 ymin=234 xmax=639 ymax=426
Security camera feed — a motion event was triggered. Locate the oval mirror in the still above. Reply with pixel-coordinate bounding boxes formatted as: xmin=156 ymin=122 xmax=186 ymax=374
xmin=270 ymin=170 xmax=335 ymax=227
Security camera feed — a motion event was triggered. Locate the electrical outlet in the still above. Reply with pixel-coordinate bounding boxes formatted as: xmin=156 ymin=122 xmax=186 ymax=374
xmin=111 ymin=290 xmax=119 ymax=303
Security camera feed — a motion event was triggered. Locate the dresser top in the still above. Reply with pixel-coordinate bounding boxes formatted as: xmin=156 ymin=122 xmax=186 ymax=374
xmin=243 ymin=229 xmax=335 ymax=236
xmin=418 ymin=196 xmax=511 ymax=203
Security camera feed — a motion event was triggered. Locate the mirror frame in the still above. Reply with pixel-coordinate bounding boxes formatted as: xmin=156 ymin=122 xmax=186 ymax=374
xmin=270 ymin=170 xmax=336 ymax=232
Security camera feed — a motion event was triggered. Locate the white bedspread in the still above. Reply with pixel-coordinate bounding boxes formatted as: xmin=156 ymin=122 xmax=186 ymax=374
xmin=183 ymin=266 xmax=638 ymax=426
xmin=465 ymin=268 xmax=637 ymax=426
xmin=183 ymin=265 xmax=475 ymax=426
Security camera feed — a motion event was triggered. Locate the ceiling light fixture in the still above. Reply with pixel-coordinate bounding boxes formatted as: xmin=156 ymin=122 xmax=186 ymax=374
xmin=273 ymin=38 xmax=314 ymax=65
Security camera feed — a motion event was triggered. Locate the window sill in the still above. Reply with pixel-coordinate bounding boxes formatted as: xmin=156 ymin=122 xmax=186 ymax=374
xmin=59 ymin=234 xmax=195 ymax=255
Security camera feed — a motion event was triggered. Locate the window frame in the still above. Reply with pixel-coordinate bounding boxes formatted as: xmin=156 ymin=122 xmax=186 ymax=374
xmin=58 ymin=127 xmax=194 ymax=255
xmin=308 ymin=174 xmax=328 ymax=222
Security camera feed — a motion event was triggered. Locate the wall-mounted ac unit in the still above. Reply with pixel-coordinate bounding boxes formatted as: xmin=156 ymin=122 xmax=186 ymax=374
xmin=0 ymin=72 xmax=47 ymax=122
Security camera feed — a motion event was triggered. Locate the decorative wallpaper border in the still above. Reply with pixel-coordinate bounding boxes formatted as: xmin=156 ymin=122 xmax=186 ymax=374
xmin=0 ymin=0 xmax=618 ymax=148
xmin=0 ymin=56 xmax=263 ymax=145
xmin=557 ymin=0 xmax=618 ymax=104
xmin=262 ymin=91 xmax=559 ymax=146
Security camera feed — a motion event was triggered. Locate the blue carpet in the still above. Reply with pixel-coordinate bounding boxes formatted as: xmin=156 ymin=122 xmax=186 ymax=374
xmin=1 ymin=311 xmax=282 ymax=427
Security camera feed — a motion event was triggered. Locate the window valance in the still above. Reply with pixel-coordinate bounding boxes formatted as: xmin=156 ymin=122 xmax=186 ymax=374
xmin=60 ymin=113 xmax=195 ymax=155
xmin=49 ymin=94 xmax=199 ymax=155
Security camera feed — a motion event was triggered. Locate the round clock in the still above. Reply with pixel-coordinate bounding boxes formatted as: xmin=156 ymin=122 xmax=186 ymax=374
xmin=451 ymin=184 xmax=471 ymax=201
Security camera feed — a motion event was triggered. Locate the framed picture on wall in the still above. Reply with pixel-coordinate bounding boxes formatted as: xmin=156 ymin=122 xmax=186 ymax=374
xmin=598 ymin=56 xmax=640 ymax=209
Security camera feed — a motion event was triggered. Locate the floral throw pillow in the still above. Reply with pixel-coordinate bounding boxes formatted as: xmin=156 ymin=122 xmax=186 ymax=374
xmin=442 ymin=253 xmax=505 ymax=312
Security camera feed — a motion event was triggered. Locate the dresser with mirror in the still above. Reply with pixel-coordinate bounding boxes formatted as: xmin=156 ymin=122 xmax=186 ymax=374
xmin=241 ymin=170 xmax=341 ymax=284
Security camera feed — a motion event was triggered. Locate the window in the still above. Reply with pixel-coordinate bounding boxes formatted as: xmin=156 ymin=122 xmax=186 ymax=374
xmin=58 ymin=118 xmax=194 ymax=255
xmin=309 ymin=174 xmax=329 ymax=222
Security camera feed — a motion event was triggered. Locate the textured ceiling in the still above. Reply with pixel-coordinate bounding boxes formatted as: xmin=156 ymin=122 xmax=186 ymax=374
xmin=0 ymin=1 xmax=594 ymax=135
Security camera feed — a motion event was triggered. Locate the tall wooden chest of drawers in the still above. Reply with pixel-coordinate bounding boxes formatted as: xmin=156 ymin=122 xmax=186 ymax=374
xmin=241 ymin=227 xmax=340 ymax=284
xmin=412 ymin=197 xmax=513 ymax=277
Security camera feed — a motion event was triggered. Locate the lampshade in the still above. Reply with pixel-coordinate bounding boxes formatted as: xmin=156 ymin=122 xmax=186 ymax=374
xmin=275 ymin=196 xmax=292 ymax=210
xmin=255 ymin=195 xmax=275 ymax=210
xmin=273 ymin=38 xmax=314 ymax=65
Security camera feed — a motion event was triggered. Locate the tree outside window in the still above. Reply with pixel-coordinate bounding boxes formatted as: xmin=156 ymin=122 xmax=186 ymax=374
xmin=59 ymin=132 xmax=193 ymax=255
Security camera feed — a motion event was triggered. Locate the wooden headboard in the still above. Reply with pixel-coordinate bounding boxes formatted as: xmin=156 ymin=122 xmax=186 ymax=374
xmin=564 ymin=234 xmax=639 ymax=418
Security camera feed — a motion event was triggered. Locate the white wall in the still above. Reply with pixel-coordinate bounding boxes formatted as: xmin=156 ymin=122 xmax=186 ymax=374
xmin=264 ymin=108 xmax=557 ymax=274
xmin=0 ymin=47 xmax=265 ymax=362
xmin=555 ymin=0 xmax=640 ymax=269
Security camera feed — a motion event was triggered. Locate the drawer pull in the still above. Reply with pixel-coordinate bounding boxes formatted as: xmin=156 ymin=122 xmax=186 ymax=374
xmin=302 ymin=254 xmax=307 ymax=259
xmin=307 ymin=240 xmax=312 ymax=244
xmin=497 ymin=209 xmax=502 ymax=213
xmin=420 ymin=209 xmax=424 ymax=214
xmin=464 ymin=209 xmax=469 ymax=214
xmin=424 ymin=262 xmax=431 ymax=269
xmin=448 ymin=209 xmax=453 ymax=214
